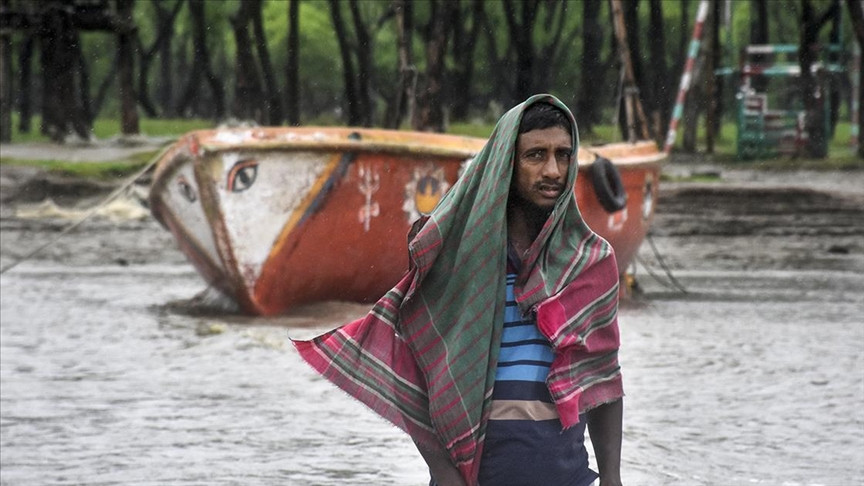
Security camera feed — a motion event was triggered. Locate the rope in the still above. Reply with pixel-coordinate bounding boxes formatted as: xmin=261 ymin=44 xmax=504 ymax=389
xmin=635 ymin=232 xmax=688 ymax=294
xmin=0 ymin=144 xmax=171 ymax=275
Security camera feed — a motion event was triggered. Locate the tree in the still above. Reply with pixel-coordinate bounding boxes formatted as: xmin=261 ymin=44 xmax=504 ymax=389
xmin=414 ymin=0 xmax=455 ymax=131
xmin=231 ymin=0 xmax=265 ymax=122
xmin=798 ymin=0 xmax=839 ymax=158
xmin=847 ymin=0 xmax=864 ymax=157
xmin=347 ymin=0 xmax=373 ymax=127
xmin=117 ymin=0 xmax=139 ymax=135
xmin=449 ymin=0 xmax=482 ymax=121
xmin=750 ymin=0 xmax=770 ymax=93
xmin=250 ymin=0 xmax=282 ymax=124
xmin=175 ymin=0 xmax=225 ymax=118
xmin=136 ymin=0 xmax=183 ymax=117
xmin=0 ymin=0 xmax=11 ymax=142
xmin=285 ymin=0 xmax=300 ymax=125
xmin=328 ymin=0 xmax=361 ymax=125
xmin=647 ymin=0 xmax=670 ymax=141
xmin=577 ymin=0 xmax=604 ymax=133
xmin=39 ymin=0 xmax=90 ymax=141
xmin=387 ymin=0 xmax=414 ymax=128
xmin=16 ymin=33 xmax=35 ymax=133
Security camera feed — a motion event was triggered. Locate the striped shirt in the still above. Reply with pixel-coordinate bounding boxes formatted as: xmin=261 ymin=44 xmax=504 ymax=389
xmin=476 ymin=257 xmax=598 ymax=486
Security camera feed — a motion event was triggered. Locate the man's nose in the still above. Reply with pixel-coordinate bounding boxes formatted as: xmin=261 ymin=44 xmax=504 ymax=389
xmin=541 ymin=155 xmax=562 ymax=178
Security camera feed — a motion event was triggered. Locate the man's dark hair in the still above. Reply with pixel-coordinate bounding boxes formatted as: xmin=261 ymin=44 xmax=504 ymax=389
xmin=518 ymin=102 xmax=572 ymax=135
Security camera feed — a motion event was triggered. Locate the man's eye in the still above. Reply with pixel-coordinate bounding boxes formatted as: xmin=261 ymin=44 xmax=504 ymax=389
xmin=526 ymin=150 xmax=545 ymax=160
xmin=556 ymin=151 xmax=572 ymax=163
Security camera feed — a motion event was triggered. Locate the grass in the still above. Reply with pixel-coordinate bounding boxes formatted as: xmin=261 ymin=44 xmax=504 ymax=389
xmin=5 ymin=115 xmax=215 ymax=144
xmin=0 ymin=150 xmax=161 ymax=181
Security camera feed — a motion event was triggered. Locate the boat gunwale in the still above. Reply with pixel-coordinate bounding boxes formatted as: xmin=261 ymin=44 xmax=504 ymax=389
xmin=149 ymin=130 xmax=667 ymax=217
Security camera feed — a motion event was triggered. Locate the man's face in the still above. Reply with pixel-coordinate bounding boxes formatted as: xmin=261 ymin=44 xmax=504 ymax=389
xmin=512 ymin=126 xmax=572 ymax=212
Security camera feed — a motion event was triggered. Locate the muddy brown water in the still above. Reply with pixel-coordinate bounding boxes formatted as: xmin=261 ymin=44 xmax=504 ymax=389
xmin=1 ymin=166 xmax=862 ymax=485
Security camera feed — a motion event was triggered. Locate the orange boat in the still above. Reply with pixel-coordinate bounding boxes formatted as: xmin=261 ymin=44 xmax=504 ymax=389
xmin=149 ymin=127 xmax=664 ymax=315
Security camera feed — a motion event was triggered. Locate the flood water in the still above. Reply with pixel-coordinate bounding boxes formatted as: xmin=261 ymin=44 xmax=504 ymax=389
xmin=1 ymin=170 xmax=863 ymax=485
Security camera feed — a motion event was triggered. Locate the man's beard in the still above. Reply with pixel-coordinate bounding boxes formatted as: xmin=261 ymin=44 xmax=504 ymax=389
xmin=508 ymin=187 xmax=555 ymax=225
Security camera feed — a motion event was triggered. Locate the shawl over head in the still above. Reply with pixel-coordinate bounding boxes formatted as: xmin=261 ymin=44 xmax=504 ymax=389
xmin=294 ymin=94 xmax=623 ymax=485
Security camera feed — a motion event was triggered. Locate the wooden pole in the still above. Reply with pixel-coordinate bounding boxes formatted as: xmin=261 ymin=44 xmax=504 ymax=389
xmin=609 ymin=0 xmax=652 ymax=142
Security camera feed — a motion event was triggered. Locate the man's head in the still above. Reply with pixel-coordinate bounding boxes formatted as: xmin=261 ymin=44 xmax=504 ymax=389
xmin=510 ymin=102 xmax=574 ymax=216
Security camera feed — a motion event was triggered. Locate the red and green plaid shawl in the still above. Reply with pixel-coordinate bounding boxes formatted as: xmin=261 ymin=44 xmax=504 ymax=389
xmin=294 ymin=94 xmax=623 ymax=485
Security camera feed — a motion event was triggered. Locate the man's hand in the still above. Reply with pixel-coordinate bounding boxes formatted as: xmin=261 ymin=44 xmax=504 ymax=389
xmin=585 ymin=398 xmax=623 ymax=486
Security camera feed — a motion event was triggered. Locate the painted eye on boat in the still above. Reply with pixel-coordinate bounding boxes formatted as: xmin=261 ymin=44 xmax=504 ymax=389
xmin=177 ymin=175 xmax=197 ymax=203
xmin=227 ymin=159 xmax=259 ymax=193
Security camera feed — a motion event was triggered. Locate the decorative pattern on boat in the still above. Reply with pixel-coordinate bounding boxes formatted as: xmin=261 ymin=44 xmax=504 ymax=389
xmin=215 ymin=151 xmax=331 ymax=290
xmin=163 ymin=162 xmax=223 ymax=271
xmin=357 ymin=164 xmax=381 ymax=232
xmin=402 ymin=164 xmax=450 ymax=224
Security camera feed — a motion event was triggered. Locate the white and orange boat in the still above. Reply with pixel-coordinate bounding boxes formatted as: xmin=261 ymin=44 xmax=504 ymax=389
xmin=149 ymin=127 xmax=664 ymax=315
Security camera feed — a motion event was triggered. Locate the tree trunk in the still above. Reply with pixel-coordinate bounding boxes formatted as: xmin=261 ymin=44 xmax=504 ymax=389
xmin=138 ymin=0 xmax=183 ymax=118
xmin=40 ymin=1 xmax=90 ymax=141
xmin=647 ymin=0 xmax=669 ymax=143
xmin=577 ymin=0 xmax=603 ymax=132
xmin=157 ymin=0 xmax=183 ymax=116
xmin=0 ymin=0 xmax=12 ymax=143
xmin=251 ymin=0 xmax=282 ymax=125
xmin=449 ymin=0 xmax=482 ymax=121
xmin=674 ymin=0 xmax=690 ymax=85
xmin=414 ymin=0 xmax=453 ymax=132
xmin=285 ymin=0 xmax=300 ymax=125
xmin=328 ymin=0 xmax=360 ymax=125
xmin=348 ymin=0 xmax=373 ymax=126
xmin=750 ymin=0 xmax=769 ymax=92
xmin=799 ymin=0 xmax=837 ymax=158
xmin=17 ymin=34 xmax=34 ymax=133
xmin=477 ymin=6 xmax=508 ymax=104
xmin=387 ymin=0 xmax=415 ymax=128
xmin=231 ymin=0 xmax=264 ymax=122
xmin=535 ymin=1 xmax=571 ymax=98
xmin=176 ymin=0 xmax=225 ymax=118
xmin=74 ymin=35 xmax=93 ymax=125
xmin=846 ymin=0 xmax=864 ymax=158
xmin=117 ymin=0 xmax=139 ymax=135
xmin=703 ymin=2 xmax=721 ymax=154
xmin=827 ymin=0 xmax=841 ymax=136
xmin=502 ymin=0 xmax=538 ymax=103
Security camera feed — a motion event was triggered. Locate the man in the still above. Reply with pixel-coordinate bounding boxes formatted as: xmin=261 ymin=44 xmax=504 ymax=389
xmin=295 ymin=94 xmax=623 ymax=486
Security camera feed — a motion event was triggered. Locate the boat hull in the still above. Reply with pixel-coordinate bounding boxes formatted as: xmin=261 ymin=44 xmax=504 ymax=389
xmin=149 ymin=127 xmax=663 ymax=315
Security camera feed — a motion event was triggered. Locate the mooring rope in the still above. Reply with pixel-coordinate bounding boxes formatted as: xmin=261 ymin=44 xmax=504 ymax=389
xmin=0 ymin=143 xmax=171 ymax=276
xmin=635 ymin=232 xmax=689 ymax=294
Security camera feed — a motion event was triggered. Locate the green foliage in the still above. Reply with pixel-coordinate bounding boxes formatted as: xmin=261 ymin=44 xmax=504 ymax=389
xmin=3 ymin=0 xmax=858 ymax=161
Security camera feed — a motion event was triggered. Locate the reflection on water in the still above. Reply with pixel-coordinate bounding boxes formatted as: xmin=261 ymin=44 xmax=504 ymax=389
xmin=1 ymin=262 xmax=862 ymax=485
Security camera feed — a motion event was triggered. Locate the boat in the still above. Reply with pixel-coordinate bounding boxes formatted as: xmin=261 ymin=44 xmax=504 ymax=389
xmin=149 ymin=127 xmax=664 ymax=315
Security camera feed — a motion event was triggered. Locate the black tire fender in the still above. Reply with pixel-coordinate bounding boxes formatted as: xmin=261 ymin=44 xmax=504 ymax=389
xmin=590 ymin=155 xmax=628 ymax=213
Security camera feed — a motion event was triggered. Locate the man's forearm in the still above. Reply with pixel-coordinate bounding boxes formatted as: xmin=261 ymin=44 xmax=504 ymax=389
xmin=585 ymin=398 xmax=623 ymax=486
xmin=415 ymin=440 xmax=467 ymax=486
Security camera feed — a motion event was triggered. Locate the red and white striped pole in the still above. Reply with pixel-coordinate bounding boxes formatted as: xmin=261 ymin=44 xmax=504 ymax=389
xmin=663 ymin=0 xmax=711 ymax=154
